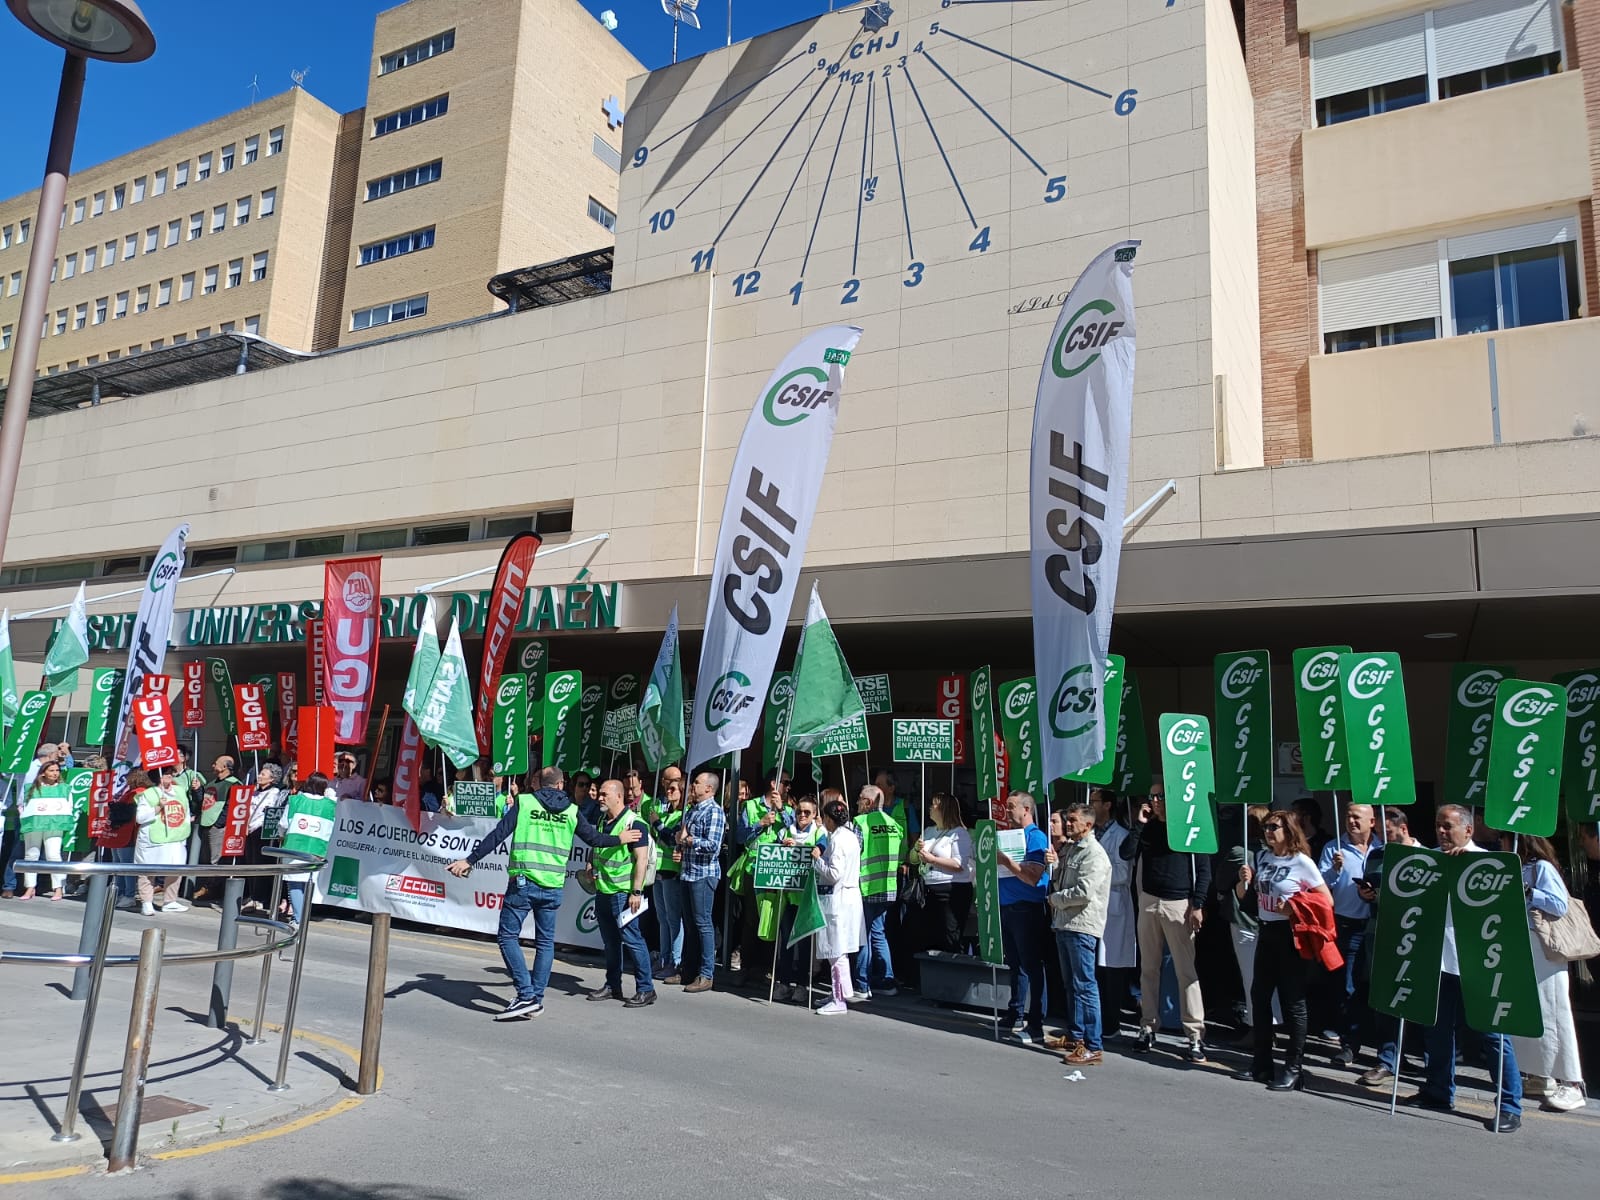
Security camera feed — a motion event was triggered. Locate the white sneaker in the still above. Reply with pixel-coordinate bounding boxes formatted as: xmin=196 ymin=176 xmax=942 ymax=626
xmin=817 ymin=999 xmax=848 ymax=1015
xmin=1545 ymin=1084 xmax=1587 ymax=1112
xmin=162 ymin=901 xmax=189 ymax=913
xmin=141 ymin=902 xmax=155 ymax=916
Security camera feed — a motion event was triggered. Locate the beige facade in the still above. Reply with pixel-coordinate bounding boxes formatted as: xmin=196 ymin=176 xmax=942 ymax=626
xmin=0 ymin=88 xmax=340 ymax=377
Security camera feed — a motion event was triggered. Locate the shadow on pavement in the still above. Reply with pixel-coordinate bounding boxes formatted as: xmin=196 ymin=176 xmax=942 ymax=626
xmin=176 ymin=1184 xmax=468 ymax=1200
xmin=384 ymin=971 xmax=500 ymax=1014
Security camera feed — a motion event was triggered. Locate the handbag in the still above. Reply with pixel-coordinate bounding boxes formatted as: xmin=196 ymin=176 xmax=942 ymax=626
xmin=900 ymin=866 xmax=927 ymax=909
xmin=1532 ymin=897 xmax=1600 ymax=963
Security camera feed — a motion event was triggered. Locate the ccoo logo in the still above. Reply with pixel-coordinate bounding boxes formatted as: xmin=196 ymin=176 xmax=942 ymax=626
xmin=1051 ymin=299 xmax=1125 ymax=379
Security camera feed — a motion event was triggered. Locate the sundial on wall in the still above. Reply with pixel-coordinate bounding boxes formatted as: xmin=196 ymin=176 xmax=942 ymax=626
xmin=619 ymin=0 xmax=1150 ymax=305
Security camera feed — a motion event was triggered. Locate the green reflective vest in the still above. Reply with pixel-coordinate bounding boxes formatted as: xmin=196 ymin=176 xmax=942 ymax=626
xmin=592 ymin=811 xmax=640 ymax=895
xmin=142 ymin=785 xmax=193 ymax=845
xmin=653 ymin=808 xmax=684 ymax=876
xmin=854 ymin=811 xmax=903 ymax=902
xmin=508 ymin=797 xmax=578 ymax=888
xmin=199 ymin=773 xmax=237 ymax=827
xmin=280 ymin=793 xmax=336 ymax=859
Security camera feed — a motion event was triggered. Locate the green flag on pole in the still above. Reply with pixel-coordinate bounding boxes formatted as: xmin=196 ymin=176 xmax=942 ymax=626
xmin=416 ymin=617 xmax=479 ymax=770
xmin=42 ymin=583 xmax=90 ymax=696
xmin=0 ymin=609 xmax=19 ymax=734
xmin=786 ymin=867 xmax=827 ymax=949
xmin=402 ymin=595 xmax=441 ymax=728
xmin=638 ymin=605 xmax=686 ymax=771
xmin=786 ymin=585 xmax=865 ymax=751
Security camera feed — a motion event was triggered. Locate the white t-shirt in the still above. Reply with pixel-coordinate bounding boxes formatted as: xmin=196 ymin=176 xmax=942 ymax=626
xmin=1254 ymin=852 xmax=1321 ymax=922
xmin=922 ymin=827 xmax=974 ymax=885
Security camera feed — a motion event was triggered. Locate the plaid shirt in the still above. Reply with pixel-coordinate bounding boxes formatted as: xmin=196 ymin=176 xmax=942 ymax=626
xmin=679 ymin=797 xmax=725 ymax=883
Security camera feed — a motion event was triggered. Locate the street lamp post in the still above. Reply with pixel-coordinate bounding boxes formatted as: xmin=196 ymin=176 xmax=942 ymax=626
xmin=0 ymin=1 xmax=155 ymax=568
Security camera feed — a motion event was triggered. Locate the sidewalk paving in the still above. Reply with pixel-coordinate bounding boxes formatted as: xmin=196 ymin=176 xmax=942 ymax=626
xmin=0 ymin=898 xmax=355 ymax=1175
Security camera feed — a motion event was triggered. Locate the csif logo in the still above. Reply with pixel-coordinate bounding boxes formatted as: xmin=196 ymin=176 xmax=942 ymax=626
xmin=1298 ymin=651 xmax=1340 ymax=692
xmin=1003 ymin=681 xmax=1035 ymax=722
xmin=1455 ymin=858 xmax=1516 ymax=908
xmin=1501 ymin=685 xmax=1559 ymax=727
xmin=17 ymin=692 xmax=48 ymax=720
xmin=1163 ymin=717 xmax=1205 ymax=756
xmin=548 ymin=674 xmax=578 ymax=707
xmin=705 ymin=670 xmax=756 ymax=730
xmin=1564 ymin=672 xmax=1600 ymax=716
xmin=496 ymin=675 xmax=524 ymax=706
xmin=1051 ymin=299 xmax=1124 ymax=379
xmin=1047 ymin=665 xmax=1096 ymax=738
xmin=1456 ymin=668 xmax=1502 ymax=708
xmin=581 ymin=682 xmax=603 ymax=707
xmin=1345 ymin=656 xmax=1396 ymax=701
xmin=519 ymin=640 xmax=546 ymax=672
xmin=761 ymin=366 xmax=834 ymax=428
xmin=609 ymin=674 xmax=636 ymax=703
xmin=1219 ymin=655 xmax=1264 ymax=700
xmin=149 ymin=550 xmax=182 ymax=593
xmin=771 ymin=675 xmax=794 ymax=706
xmin=1387 ymin=853 xmax=1443 ymax=898
xmin=576 ymin=897 xmax=599 ymax=935
xmin=95 ymin=670 xmax=119 ymax=694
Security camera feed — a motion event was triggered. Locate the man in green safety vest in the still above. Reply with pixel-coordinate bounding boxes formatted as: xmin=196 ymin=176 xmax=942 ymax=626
xmin=853 ymin=784 xmax=904 ymax=1000
xmin=193 ymin=753 xmax=240 ymax=904
xmin=584 ymin=780 xmax=656 ymax=1007
xmin=448 ymin=766 xmax=642 ymax=1021
xmin=731 ymin=775 xmax=792 ymax=988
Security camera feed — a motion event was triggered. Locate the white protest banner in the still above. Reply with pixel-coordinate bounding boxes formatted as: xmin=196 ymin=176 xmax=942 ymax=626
xmin=687 ymin=325 xmax=863 ymax=769
xmin=111 ymin=525 xmax=188 ymax=789
xmin=1030 ymin=241 xmax=1139 ymax=781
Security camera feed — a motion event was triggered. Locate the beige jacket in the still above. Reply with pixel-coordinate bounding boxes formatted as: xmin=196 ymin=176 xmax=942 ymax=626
xmin=1048 ymin=834 xmax=1111 ymax=937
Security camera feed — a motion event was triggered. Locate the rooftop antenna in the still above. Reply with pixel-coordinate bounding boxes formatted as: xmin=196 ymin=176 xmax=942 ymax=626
xmin=289 ymin=66 xmax=310 ymax=90
xmin=662 ymin=0 xmax=699 ymax=63
xmin=246 ymin=73 xmax=260 ymax=106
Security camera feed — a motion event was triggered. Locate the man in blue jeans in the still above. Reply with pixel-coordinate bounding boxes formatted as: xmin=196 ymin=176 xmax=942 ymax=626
xmin=586 ymin=781 xmax=657 ymax=1007
xmin=677 ymin=770 xmax=726 ymax=994
xmin=1046 ymin=802 xmax=1111 ymax=1065
xmin=448 ymin=767 xmax=640 ymax=1020
xmin=997 ymin=792 xmax=1051 ymax=1043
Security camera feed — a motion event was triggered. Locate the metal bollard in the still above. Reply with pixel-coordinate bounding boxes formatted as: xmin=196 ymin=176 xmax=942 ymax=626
xmin=247 ymin=874 xmax=284 ymax=1047
xmin=70 ymin=872 xmax=110 ymax=1000
xmin=52 ymin=880 xmax=118 ymax=1143
xmin=357 ymin=913 xmax=391 ymax=1095
xmin=107 ymin=927 xmax=166 ymax=1174
xmin=268 ymin=909 xmax=312 ymax=1092
xmin=206 ymin=876 xmax=245 ymax=1028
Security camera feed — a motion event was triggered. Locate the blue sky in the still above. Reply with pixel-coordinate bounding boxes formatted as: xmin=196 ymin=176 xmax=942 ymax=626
xmin=0 ymin=0 xmax=850 ymax=201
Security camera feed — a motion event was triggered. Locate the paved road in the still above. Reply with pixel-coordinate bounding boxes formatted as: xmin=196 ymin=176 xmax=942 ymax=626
xmin=3 ymin=901 xmax=1594 ymax=1199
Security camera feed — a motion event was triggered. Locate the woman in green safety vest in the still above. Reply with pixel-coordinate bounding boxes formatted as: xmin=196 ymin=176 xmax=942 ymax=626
xmin=647 ymin=775 xmax=687 ymax=982
xmin=18 ymin=760 xmax=73 ymax=900
xmin=773 ymin=793 xmax=826 ymax=1002
xmin=732 ymin=778 xmax=793 ymax=987
xmin=134 ymin=763 xmax=193 ymax=915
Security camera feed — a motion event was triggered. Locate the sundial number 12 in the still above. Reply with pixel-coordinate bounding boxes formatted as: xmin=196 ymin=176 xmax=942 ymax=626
xmin=733 ymin=270 xmax=761 ymax=297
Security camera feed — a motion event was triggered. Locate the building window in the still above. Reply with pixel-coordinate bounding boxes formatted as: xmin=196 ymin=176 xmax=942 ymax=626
xmin=1450 ymin=242 xmax=1580 ymax=335
xmin=0 ymin=326 xmax=10 ymax=351
xmin=157 ymin=279 xmax=171 ymax=307
xmin=1 ymin=224 xmax=10 ymax=248
xmin=173 ymin=333 xmax=187 ymax=345
xmin=587 ymin=197 xmax=617 ymax=231
xmin=351 ymin=293 xmax=428 ymax=331
xmin=111 ymin=184 xmax=125 ymax=210
xmin=220 ymin=321 xmax=235 ymax=333
xmin=188 ymin=213 xmax=202 ymax=240
xmin=94 ymin=297 xmax=107 ymax=324
xmin=211 ymin=205 xmax=226 ymax=233
xmin=53 ymin=309 xmax=67 ymax=335
xmin=154 ymin=168 xmax=167 ymax=196
xmin=244 ymin=135 xmax=259 ymax=164
xmin=1311 ymin=0 xmax=1565 ymax=127
xmin=92 ymin=191 xmax=105 ymax=217
xmin=365 ymin=160 xmax=443 ymax=201
xmin=592 ymin=134 xmax=622 ymax=172
xmin=64 ymin=253 xmax=76 ymax=279
xmin=7 ymin=272 xmax=18 ymax=296
xmin=260 ymin=188 xmax=276 ymax=218
xmin=73 ymin=302 xmax=87 ymax=330
xmin=1324 ymin=319 xmax=1437 ymax=354
xmin=267 ymin=127 xmax=284 ymax=156
xmin=103 ymin=239 xmax=116 ymax=265
xmin=227 ymin=259 xmax=242 ymax=288
xmin=220 ymin=144 xmax=235 ymax=173
xmin=19 ymin=219 xmax=29 ymax=243
xmin=114 ymin=292 xmax=128 ymax=319
xmin=165 ymin=219 xmax=179 ymax=247
xmin=412 ymin=522 xmax=470 ymax=547
xmin=358 ymin=225 xmax=436 ymax=265
xmin=197 ymin=152 xmax=212 ymax=180
xmin=83 ymin=246 xmax=95 ymax=272
xmin=294 ymin=534 xmax=348 ymax=559
xmin=379 ymin=28 xmax=455 ymax=74
xmin=72 ymin=198 xmax=85 ymax=223
xmin=251 ymin=251 xmax=268 ymax=281
xmin=244 ymin=315 xmax=260 ymax=334
xmin=122 ymin=234 xmax=136 ymax=261
xmin=175 ymin=160 xmax=189 ymax=188
xmin=132 ymin=176 xmax=147 ymax=203
xmin=203 ymin=265 xmax=218 ymax=295
xmin=196 ymin=326 xmax=211 ymax=339
xmin=372 ymin=94 xmax=449 ymax=138
xmin=136 ymin=285 xmax=150 ymax=313
xmin=145 ymin=226 xmax=158 ymax=253
xmin=356 ymin=528 xmax=409 ymax=551
xmin=235 ymin=196 xmax=251 ymax=225
xmin=147 ymin=339 xmax=160 ymax=350
xmin=180 ymin=273 xmax=194 ymax=301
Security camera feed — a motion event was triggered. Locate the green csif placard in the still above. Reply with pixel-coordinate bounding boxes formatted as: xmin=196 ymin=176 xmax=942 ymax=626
xmin=207 ymin=657 xmax=238 ymax=738
xmin=492 ymin=673 xmax=529 ymax=776
xmin=542 ymin=670 xmax=582 ymax=773
xmin=1213 ymin=651 xmax=1272 ymax=804
xmin=973 ymin=819 xmax=1004 ymax=966
xmin=1443 ymin=664 xmax=1510 ymax=808
xmin=1485 ymin=679 xmax=1566 ymax=837
xmin=1113 ymin=668 xmax=1151 ymax=796
xmin=1451 ymin=851 xmax=1544 ymax=1038
xmin=1063 ymin=655 xmax=1123 ymax=786
xmin=1338 ymin=652 xmax=1415 ymax=807
xmin=1553 ymin=669 xmax=1600 ymax=823
xmin=578 ymin=680 xmax=606 ymax=775
xmin=85 ymin=667 xmax=124 ymax=746
xmin=970 ymin=665 xmax=1000 ymax=803
xmin=1291 ymin=646 xmax=1351 ymax=790
xmin=997 ymin=677 xmax=1044 ymax=799
xmin=763 ymin=671 xmax=796 ymax=776
xmin=1367 ymin=844 xmax=1451 ymax=1026
xmin=1158 ymin=713 xmax=1218 ymax=853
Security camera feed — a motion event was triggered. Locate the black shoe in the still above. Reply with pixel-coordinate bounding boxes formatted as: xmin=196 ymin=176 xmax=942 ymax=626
xmin=624 ymin=991 xmax=657 ymax=1009
xmin=1183 ymin=1041 xmax=1208 ymax=1063
xmin=1268 ymin=1067 xmax=1305 ymax=1092
xmin=1132 ymin=1029 xmax=1154 ymax=1054
xmin=1400 ymin=1092 xmax=1455 ymax=1114
xmin=494 ymin=997 xmax=542 ymax=1021
xmin=1487 ymin=1112 xmax=1521 ymax=1133
xmin=586 ymin=986 xmax=615 ymax=1002
xmin=1233 ymin=1067 xmax=1272 ymax=1084
xmin=1331 ymin=1046 xmax=1355 ymax=1067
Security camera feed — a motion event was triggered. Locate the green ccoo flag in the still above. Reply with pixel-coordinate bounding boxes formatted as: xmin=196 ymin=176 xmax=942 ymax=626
xmin=785 ymin=866 xmax=827 ymax=949
xmin=42 ymin=583 xmax=90 ymax=696
xmin=638 ymin=606 xmax=686 ymax=771
xmin=401 ymin=595 xmax=442 ymax=728
xmin=0 ymin=609 xmax=19 ymax=733
xmin=416 ymin=616 xmax=479 ymax=770
xmin=785 ymin=585 xmax=866 ymax=752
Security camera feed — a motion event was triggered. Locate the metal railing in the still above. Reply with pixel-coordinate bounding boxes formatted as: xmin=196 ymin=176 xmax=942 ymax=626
xmin=0 ymin=850 xmax=323 ymax=1171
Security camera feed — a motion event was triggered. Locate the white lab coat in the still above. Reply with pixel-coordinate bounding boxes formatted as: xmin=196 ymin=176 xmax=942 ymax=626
xmin=1096 ymin=821 xmax=1137 ymax=969
xmin=814 ymin=824 xmax=866 ymax=960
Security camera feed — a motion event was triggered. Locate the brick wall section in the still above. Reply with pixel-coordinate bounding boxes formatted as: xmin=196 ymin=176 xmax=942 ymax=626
xmin=1569 ymin=1 xmax=1600 ymax=316
xmin=312 ymin=110 xmax=366 ymax=351
xmin=1246 ymin=0 xmax=1315 ymax=463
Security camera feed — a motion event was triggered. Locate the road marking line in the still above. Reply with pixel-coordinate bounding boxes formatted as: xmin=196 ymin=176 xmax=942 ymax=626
xmin=0 ymin=1164 xmax=93 ymax=1185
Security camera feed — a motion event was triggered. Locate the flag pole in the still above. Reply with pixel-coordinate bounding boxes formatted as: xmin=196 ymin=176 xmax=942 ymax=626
xmin=1389 ymin=1019 xmax=1404 ymax=1117
xmin=1494 ymin=833 xmax=1518 ymax=1131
